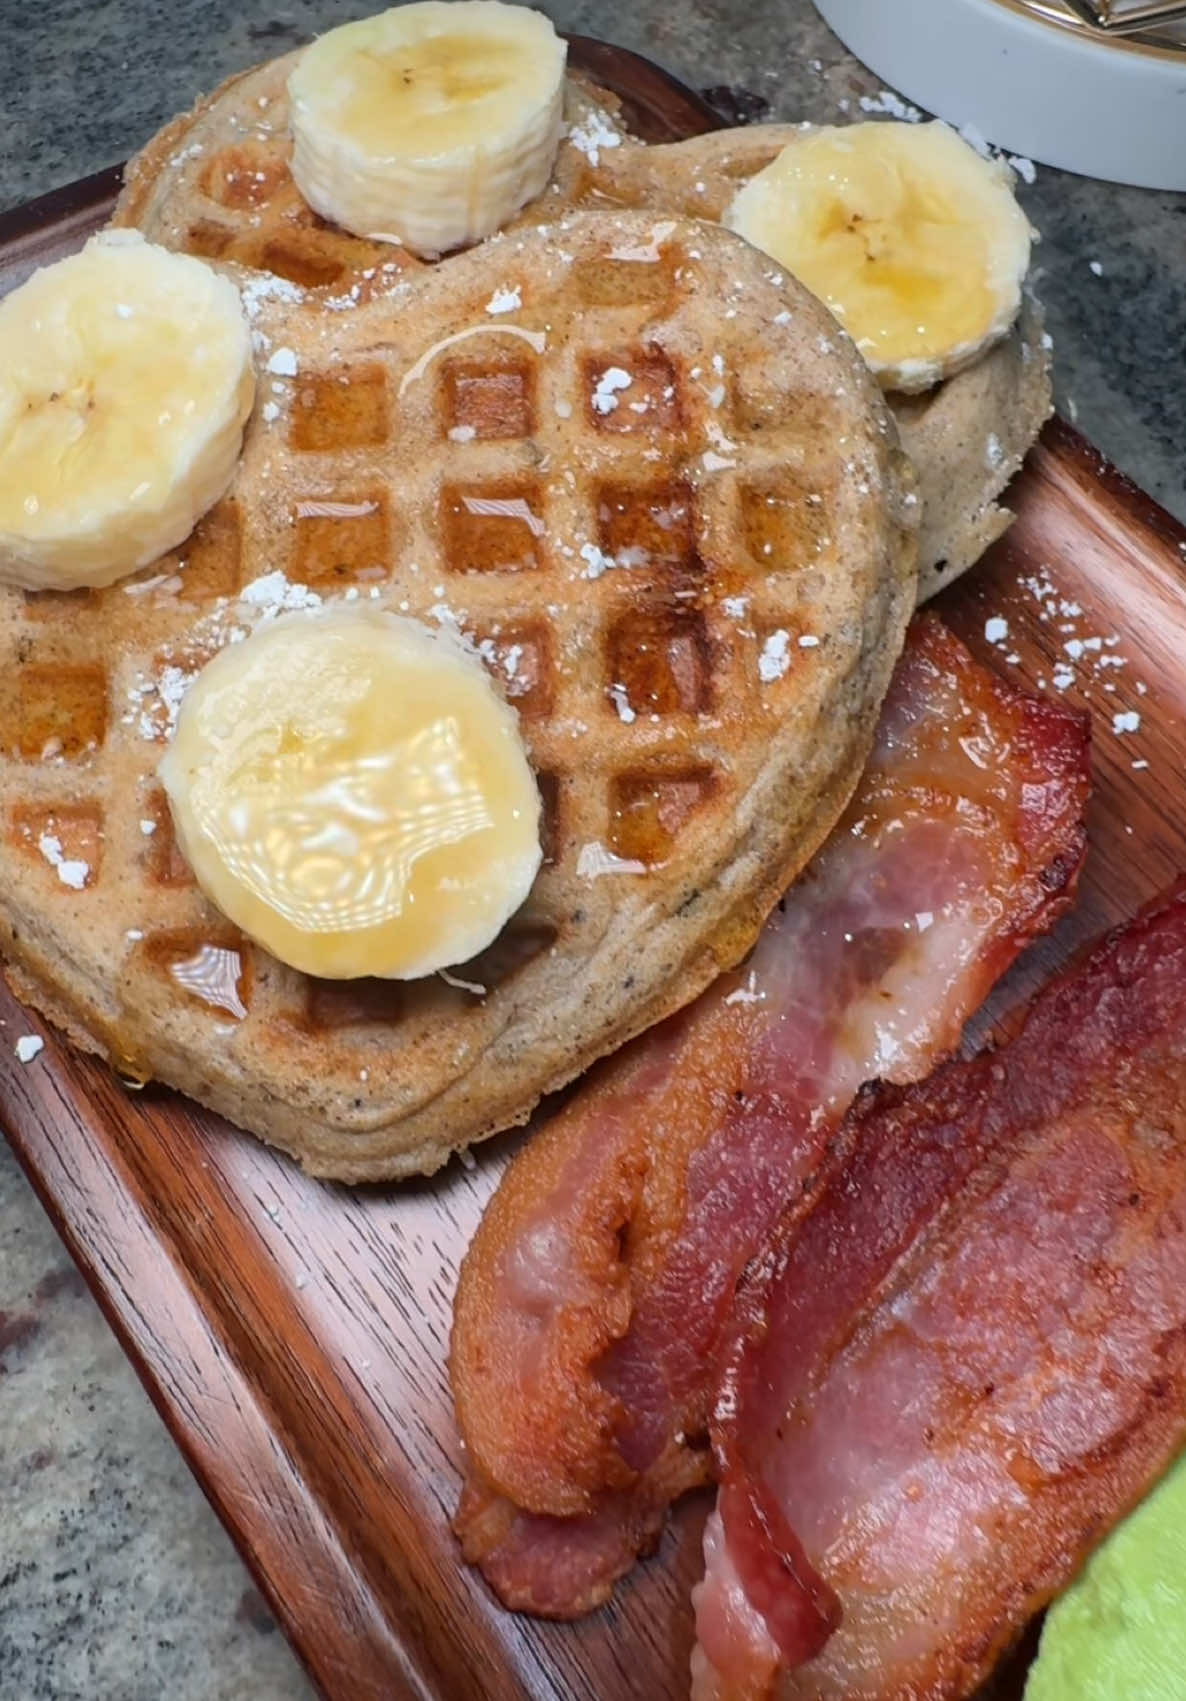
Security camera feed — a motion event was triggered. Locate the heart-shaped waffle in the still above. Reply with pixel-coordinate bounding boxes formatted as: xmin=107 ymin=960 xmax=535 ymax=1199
xmin=0 ymin=211 xmax=915 ymax=1178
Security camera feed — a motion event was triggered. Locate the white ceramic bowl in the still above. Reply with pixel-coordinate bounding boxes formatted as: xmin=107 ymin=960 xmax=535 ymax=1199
xmin=814 ymin=0 xmax=1186 ymax=189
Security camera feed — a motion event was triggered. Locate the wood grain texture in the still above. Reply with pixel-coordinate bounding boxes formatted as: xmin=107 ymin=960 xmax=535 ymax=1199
xmin=2 ymin=37 xmax=1184 ymax=1701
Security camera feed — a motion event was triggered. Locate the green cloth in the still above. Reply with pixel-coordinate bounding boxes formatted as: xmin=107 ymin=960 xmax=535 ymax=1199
xmin=1026 ymin=1453 xmax=1186 ymax=1700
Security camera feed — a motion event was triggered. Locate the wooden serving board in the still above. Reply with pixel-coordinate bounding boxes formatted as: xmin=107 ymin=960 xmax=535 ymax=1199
xmin=2 ymin=37 xmax=1185 ymax=1701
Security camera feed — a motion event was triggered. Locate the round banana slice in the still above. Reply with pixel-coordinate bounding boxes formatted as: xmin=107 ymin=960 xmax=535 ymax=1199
xmin=726 ymin=121 xmax=1032 ymax=393
xmin=159 ymin=607 xmax=543 ymax=982
xmin=288 ymin=0 xmax=567 ymax=257
xmin=0 ymin=229 xmax=254 ymax=591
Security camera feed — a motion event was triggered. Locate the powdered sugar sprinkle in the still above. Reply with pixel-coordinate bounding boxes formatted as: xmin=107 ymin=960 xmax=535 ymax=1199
xmin=759 ymin=630 xmax=791 ymax=683
xmin=38 ymin=833 xmax=89 ymax=890
xmin=485 ymin=285 xmax=522 ymax=316
xmin=592 ymin=367 xmax=632 ymax=415
xmin=566 ymin=110 xmax=623 ymax=167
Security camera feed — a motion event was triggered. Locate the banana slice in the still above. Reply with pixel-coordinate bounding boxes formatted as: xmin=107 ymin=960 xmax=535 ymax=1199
xmin=289 ymin=1 xmax=566 ymax=257
xmin=0 ymin=230 xmax=254 ymax=592
xmin=726 ymin=121 xmax=1032 ymax=393
xmin=159 ymin=607 xmax=543 ymax=982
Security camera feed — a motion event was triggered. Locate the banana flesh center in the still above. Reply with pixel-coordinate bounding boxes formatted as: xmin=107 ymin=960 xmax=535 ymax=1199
xmin=2 ymin=310 xmax=182 ymax=534
xmin=287 ymin=3 xmax=567 ymax=254
xmin=807 ymin=153 xmax=997 ymax=364
xmin=339 ymin=34 xmax=526 ymax=146
xmin=726 ymin=123 xmax=1030 ymax=387
xmin=0 ymin=234 xmax=253 ymax=576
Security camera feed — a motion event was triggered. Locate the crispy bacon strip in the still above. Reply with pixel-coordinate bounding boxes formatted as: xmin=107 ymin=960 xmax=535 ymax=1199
xmin=696 ymin=881 xmax=1186 ymax=1701
xmin=451 ymin=616 xmax=1090 ymax=1616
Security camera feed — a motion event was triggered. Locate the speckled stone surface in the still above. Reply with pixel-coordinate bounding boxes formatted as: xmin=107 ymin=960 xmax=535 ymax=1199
xmin=0 ymin=4 xmax=1183 ymax=1699
xmin=0 ymin=1128 xmax=317 ymax=1700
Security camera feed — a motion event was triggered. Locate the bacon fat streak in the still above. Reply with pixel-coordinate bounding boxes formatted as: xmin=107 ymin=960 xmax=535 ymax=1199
xmin=697 ymin=880 xmax=1186 ymax=1700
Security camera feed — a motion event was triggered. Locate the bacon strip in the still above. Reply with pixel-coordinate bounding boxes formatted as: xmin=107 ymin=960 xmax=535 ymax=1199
xmin=450 ymin=616 xmax=1090 ymax=1616
xmin=697 ymin=881 xmax=1186 ymax=1701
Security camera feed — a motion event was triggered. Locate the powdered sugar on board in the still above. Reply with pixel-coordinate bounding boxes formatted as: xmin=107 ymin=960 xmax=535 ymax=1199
xmin=972 ymin=551 xmax=1156 ymax=782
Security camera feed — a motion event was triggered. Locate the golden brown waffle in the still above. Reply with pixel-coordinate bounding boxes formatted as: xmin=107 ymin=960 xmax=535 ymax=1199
xmin=112 ymin=49 xmax=630 ymax=294
xmin=113 ymin=60 xmax=1048 ymax=597
xmin=894 ymin=294 xmax=1050 ymax=600
xmin=0 ymin=211 xmax=916 ymax=1180
xmin=582 ymin=126 xmax=1053 ymax=595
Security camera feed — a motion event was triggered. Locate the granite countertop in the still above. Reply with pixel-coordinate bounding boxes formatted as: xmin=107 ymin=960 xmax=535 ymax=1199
xmin=1 ymin=4 xmax=1183 ymax=1699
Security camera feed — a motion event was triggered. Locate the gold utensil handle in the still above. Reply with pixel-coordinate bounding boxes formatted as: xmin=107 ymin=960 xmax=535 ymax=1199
xmin=1063 ymin=0 xmax=1186 ymax=32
